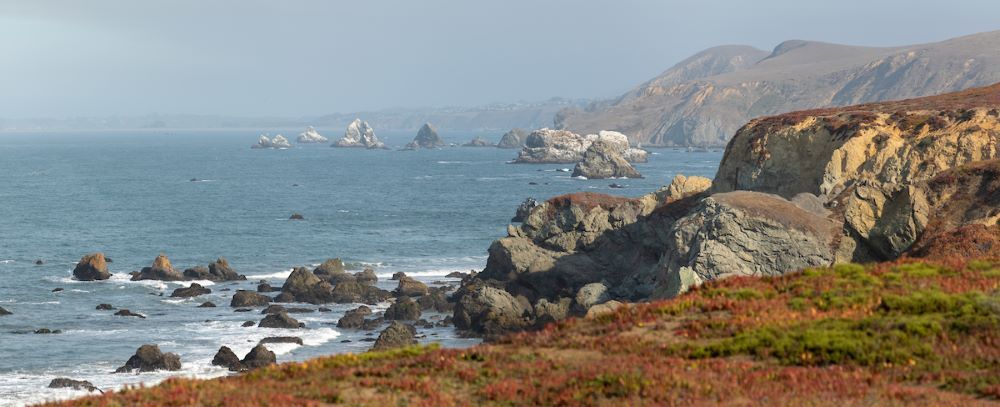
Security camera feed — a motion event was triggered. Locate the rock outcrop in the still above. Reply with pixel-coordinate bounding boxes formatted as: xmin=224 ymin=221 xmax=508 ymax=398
xmin=405 ymin=123 xmax=444 ymax=149
xmin=337 ymin=305 xmax=372 ymax=329
xmin=296 ymin=126 xmax=328 ymax=143
xmin=462 ymin=137 xmax=494 ymax=147
xmin=48 ymin=378 xmax=99 ymax=392
xmin=571 ymin=140 xmax=642 ymax=179
xmin=73 ymin=253 xmax=111 ymax=281
xmin=395 ymin=276 xmax=429 ymax=297
xmin=252 ymin=134 xmax=292 ymax=149
xmin=115 ymin=344 xmax=181 ymax=373
xmin=453 ymin=82 xmax=1000 ymax=338
xmin=132 ymin=254 xmax=184 ymax=281
xmin=384 ymin=297 xmax=420 ymax=321
xmin=230 ymin=290 xmax=271 ymax=307
xmin=281 ymin=267 xmax=334 ymax=304
xmin=170 ymin=283 xmax=211 ymax=298
xmin=371 ymin=321 xmax=417 ymax=351
xmin=513 ymin=129 xmax=647 ymax=164
xmin=211 ymin=346 xmax=243 ymax=371
xmin=333 ymin=119 xmax=386 ymax=149
xmin=497 ymin=128 xmax=528 ymax=149
xmin=511 ymin=198 xmax=539 ymax=223
xmin=258 ymin=312 xmax=303 ymax=329
xmin=240 ymin=344 xmax=276 ymax=369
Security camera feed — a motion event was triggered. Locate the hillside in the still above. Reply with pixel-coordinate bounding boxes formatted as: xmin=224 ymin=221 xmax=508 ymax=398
xmin=558 ymin=30 xmax=1000 ymax=146
xmin=48 ymin=260 xmax=1000 ymax=405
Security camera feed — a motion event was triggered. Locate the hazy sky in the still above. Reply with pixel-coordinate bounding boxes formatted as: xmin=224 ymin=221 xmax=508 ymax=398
xmin=1 ymin=0 xmax=998 ymax=118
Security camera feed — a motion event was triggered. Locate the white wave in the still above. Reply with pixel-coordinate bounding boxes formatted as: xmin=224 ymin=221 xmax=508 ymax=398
xmin=244 ymin=268 xmax=294 ymax=280
xmin=0 ymin=259 xmax=14 ymax=264
xmin=68 ymin=289 xmax=90 ymax=293
xmin=337 ymin=209 xmax=350 ymax=213
xmin=573 ymin=176 xmax=588 ymax=180
xmin=374 ymin=269 xmax=465 ymax=279
xmin=436 ymin=161 xmax=470 ymax=164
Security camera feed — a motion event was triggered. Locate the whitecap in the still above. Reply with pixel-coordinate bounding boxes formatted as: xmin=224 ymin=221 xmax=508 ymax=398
xmin=0 ymin=259 xmax=14 ymax=264
xmin=573 ymin=176 xmax=588 ymax=180
xmin=244 ymin=268 xmax=294 ymax=280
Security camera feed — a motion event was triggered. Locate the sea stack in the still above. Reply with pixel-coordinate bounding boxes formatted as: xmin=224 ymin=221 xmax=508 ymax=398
xmin=572 ymin=140 xmax=643 ymax=179
xmin=497 ymin=128 xmax=528 ymax=148
xmin=251 ymin=134 xmax=291 ymax=149
xmin=333 ymin=119 xmax=386 ymax=149
xmin=73 ymin=253 xmax=112 ymax=281
xmin=513 ymin=129 xmax=647 ymax=164
xmin=296 ymin=126 xmax=328 ymax=143
xmin=405 ymin=123 xmax=444 ymax=149
xmin=462 ymin=136 xmax=494 ymax=147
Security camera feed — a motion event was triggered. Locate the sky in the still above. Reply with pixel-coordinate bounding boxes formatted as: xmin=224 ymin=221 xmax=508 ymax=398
xmin=0 ymin=0 xmax=998 ymax=118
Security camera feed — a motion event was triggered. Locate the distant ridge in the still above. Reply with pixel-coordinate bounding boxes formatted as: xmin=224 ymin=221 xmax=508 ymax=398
xmin=557 ymin=30 xmax=1000 ymax=146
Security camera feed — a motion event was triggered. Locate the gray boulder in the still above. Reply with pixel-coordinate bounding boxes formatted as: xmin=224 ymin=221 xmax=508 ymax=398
xmin=371 ymin=321 xmax=417 ymax=351
xmin=170 ymin=283 xmax=211 ymax=298
xmin=230 ymin=290 xmax=271 ymax=307
xmin=115 ymin=344 xmax=181 ymax=373
xmin=258 ymin=312 xmax=303 ymax=329
xmin=571 ymin=140 xmax=642 ymax=179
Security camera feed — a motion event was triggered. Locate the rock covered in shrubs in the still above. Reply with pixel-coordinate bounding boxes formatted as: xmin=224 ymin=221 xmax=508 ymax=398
xmin=115 ymin=344 xmax=181 ymax=373
xmin=371 ymin=321 xmax=417 ymax=351
xmin=73 ymin=253 xmax=111 ymax=281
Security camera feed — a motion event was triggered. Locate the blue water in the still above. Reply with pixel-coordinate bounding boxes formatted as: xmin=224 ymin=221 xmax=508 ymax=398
xmin=0 ymin=129 xmax=722 ymax=405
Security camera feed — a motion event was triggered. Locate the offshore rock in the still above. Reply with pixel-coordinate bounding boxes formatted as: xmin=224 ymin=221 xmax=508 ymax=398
xmin=571 ymin=140 xmax=643 ymax=179
xmin=73 ymin=253 xmax=111 ymax=281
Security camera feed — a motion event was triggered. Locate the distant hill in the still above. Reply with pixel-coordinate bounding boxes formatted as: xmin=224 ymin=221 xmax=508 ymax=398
xmin=557 ymin=30 xmax=1000 ymax=146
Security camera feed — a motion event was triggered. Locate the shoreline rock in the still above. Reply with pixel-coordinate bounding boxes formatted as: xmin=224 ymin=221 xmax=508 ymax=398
xmin=115 ymin=345 xmax=181 ymax=373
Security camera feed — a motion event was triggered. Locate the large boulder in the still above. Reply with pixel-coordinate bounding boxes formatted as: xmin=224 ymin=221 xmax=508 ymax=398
xmin=132 ymin=254 xmax=185 ymax=281
xmin=240 ymin=344 xmax=276 ymax=369
xmin=384 ymin=297 xmax=421 ymax=321
xmin=514 ymin=129 xmax=647 ymax=164
xmin=230 ymin=290 xmax=271 ymax=307
xmin=114 ymin=344 xmax=181 ymax=373
xmin=371 ymin=321 xmax=417 ymax=351
xmin=354 ymin=268 xmax=378 ymax=285
xmin=281 ymin=267 xmax=334 ymax=304
xmin=453 ymin=285 xmax=530 ymax=336
xmin=170 ymin=283 xmax=211 ymax=298
xmin=73 ymin=253 xmax=111 ymax=281
xmin=334 ymin=119 xmax=386 ymax=149
xmin=258 ymin=312 xmax=303 ymax=329
xmin=497 ymin=128 xmax=528 ymax=149
xmin=211 ymin=346 xmax=243 ymax=371
xmin=395 ymin=276 xmax=429 ymax=297
xmin=571 ymin=140 xmax=642 ymax=179
xmin=337 ymin=305 xmax=372 ymax=329
xmin=184 ymin=258 xmax=245 ymax=281
xmin=331 ymin=281 xmax=392 ymax=304
xmin=296 ymin=126 xmax=328 ymax=143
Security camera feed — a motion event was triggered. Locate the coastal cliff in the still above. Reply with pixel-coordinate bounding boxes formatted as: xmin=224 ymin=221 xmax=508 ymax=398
xmin=456 ymin=82 xmax=1000 ymax=336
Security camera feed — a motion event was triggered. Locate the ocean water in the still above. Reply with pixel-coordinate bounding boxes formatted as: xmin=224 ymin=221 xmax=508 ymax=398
xmin=0 ymin=129 xmax=723 ymax=405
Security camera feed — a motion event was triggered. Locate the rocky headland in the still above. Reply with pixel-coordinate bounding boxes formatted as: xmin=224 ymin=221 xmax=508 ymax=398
xmin=453 ymin=82 xmax=1000 ymax=337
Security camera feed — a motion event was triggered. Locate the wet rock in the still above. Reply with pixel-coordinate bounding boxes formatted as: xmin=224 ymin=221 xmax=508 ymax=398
xmin=95 ymin=304 xmax=114 ymax=311
xmin=114 ymin=309 xmax=146 ymax=319
xmin=331 ymin=281 xmax=391 ymax=305
xmin=0 ymin=307 xmax=11 ymax=316
xmin=115 ymin=344 xmax=181 ymax=373
xmin=258 ymin=312 xmax=303 ymax=329
xmin=281 ymin=267 xmax=334 ymax=304
xmin=318 ymin=307 xmax=332 ymax=312
xmin=371 ymin=321 xmax=417 ymax=351
xmin=395 ymin=276 xmax=429 ymax=297
xmin=52 ymin=288 xmax=64 ymax=292
xmin=384 ymin=297 xmax=421 ymax=321
xmin=416 ymin=289 xmax=452 ymax=312
xmin=230 ymin=290 xmax=271 ymax=307
xmin=289 ymin=213 xmax=304 ymax=220
xmin=241 ymin=321 xmax=255 ymax=327
xmin=48 ymin=378 xmax=99 ymax=392
xmin=211 ymin=346 xmax=243 ymax=371
xmin=234 ymin=308 xmax=253 ymax=312
xmin=73 ymin=253 xmax=111 ymax=281
xmin=453 ymin=285 xmax=530 ymax=336
xmin=183 ymin=258 xmax=246 ymax=282
xmin=337 ymin=305 xmax=372 ymax=329
xmin=314 ymin=258 xmax=346 ymax=275
xmin=445 ymin=271 xmax=469 ymax=279
xmin=35 ymin=259 xmax=44 ymax=265
xmin=241 ymin=344 xmax=276 ymax=369
xmin=170 ymin=283 xmax=211 ymax=298
xmin=34 ymin=328 xmax=61 ymax=334
xmin=390 ymin=272 xmax=406 ymax=280
xmin=257 ymin=283 xmax=276 ymax=292
xmin=362 ymin=318 xmax=384 ymax=331
xmin=258 ymin=336 xmax=303 ymax=346
xmin=272 ymin=292 xmax=295 ymax=302
xmin=132 ymin=254 xmax=184 ymax=281
xmin=198 ymin=301 xmax=217 ymax=308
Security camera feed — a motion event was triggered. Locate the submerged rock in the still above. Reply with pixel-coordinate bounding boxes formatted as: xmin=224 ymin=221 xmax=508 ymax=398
xmin=296 ymin=126 xmax=328 ymax=143
xmin=198 ymin=301 xmax=217 ymax=308
xmin=1 ymin=307 xmax=13 ymax=316
xmin=571 ymin=140 xmax=642 ymax=179
xmin=371 ymin=321 xmax=417 ymax=351
xmin=95 ymin=304 xmax=114 ymax=311
xmin=333 ymin=119 xmax=386 ymax=149
xmin=48 ymin=378 xmax=99 ymax=392
xmin=115 ymin=344 xmax=181 ymax=373
xmin=73 ymin=253 xmax=111 ymax=281
xmin=258 ymin=336 xmax=303 ymax=346
xmin=497 ymin=128 xmax=528 ymax=149
xmin=405 ymin=123 xmax=445 ymax=150
xmin=132 ymin=254 xmax=184 ymax=281
xmin=289 ymin=213 xmax=304 ymax=220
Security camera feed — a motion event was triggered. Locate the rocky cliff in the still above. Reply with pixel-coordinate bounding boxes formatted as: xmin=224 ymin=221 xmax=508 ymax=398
xmin=455 ymin=82 xmax=1000 ymax=337
xmin=558 ymin=30 xmax=1000 ymax=147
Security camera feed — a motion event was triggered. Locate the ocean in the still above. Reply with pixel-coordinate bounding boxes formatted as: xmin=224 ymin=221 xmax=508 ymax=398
xmin=0 ymin=129 xmax=723 ymax=405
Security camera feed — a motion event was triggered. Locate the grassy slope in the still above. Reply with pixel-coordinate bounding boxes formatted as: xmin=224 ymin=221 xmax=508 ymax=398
xmin=50 ymin=259 xmax=999 ymax=406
